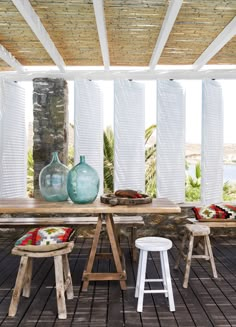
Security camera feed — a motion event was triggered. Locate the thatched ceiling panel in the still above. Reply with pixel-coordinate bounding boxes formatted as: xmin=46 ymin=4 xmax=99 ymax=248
xmin=105 ymin=0 xmax=168 ymax=66
xmin=209 ymin=36 xmax=236 ymax=65
xmin=159 ymin=0 xmax=236 ymax=65
xmin=30 ymin=0 xmax=103 ymax=66
xmin=0 ymin=0 xmax=235 ymax=72
xmin=0 ymin=58 xmax=13 ymax=71
xmin=0 ymin=0 xmax=54 ymax=66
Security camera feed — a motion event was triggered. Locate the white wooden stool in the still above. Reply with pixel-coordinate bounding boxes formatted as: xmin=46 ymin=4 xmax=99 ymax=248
xmin=8 ymin=242 xmax=74 ymax=319
xmin=135 ymin=237 xmax=175 ymax=312
xmin=174 ymin=224 xmax=218 ymax=288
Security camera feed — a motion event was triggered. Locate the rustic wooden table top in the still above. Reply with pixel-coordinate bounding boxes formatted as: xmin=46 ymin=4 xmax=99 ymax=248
xmin=0 ymin=197 xmax=181 ymax=215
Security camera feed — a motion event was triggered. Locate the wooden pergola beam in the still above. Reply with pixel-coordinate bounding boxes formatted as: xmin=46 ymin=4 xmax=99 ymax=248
xmin=0 ymin=45 xmax=24 ymax=72
xmin=193 ymin=16 xmax=236 ymax=70
xmin=11 ymin=0 xmax=65 ymax=73
xmin=149 ymin=0 xmax=183 ymax=70
xmin=93 ymin=0 xmax=110 ymax=70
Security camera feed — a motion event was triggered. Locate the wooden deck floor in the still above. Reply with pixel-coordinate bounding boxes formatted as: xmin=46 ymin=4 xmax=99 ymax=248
xmin=0 ymin=230 xmax=236 ymax=327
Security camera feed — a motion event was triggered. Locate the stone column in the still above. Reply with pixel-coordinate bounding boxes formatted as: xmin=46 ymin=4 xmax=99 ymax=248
xmin=33 ymin=78 xmax=68 ymax=198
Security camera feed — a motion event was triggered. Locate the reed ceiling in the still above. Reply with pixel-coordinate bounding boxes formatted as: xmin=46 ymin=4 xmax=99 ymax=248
xmin=0 ymin=0 xmax=235 ymax=76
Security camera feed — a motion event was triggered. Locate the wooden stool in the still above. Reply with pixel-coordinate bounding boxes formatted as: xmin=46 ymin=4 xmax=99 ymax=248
xmin=135 ymin=237 xmax=175 ymax=312
xmin=175 ymin=224 xmax=218 ymax=288
xmin=8 ymin=242 xmax=74 ymax=319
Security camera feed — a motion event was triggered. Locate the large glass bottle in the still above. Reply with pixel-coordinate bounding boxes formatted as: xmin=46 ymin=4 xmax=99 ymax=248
xmin=39 ymin=152 xmax=69 ymax=202
xmin=67 ymin=155 xmax=100 ymax=204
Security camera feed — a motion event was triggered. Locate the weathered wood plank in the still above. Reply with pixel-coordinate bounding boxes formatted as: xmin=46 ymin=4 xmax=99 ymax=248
xmin=0 ymin=198 xmax=181 ymax=215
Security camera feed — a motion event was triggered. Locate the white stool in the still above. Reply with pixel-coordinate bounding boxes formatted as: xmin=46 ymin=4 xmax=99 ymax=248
xmin=135 ymin=237 xmax=175 ymax=312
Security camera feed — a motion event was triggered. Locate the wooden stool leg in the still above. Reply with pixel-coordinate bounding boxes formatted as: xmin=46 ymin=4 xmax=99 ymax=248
xmin=23 ymin=257 xmax=33 ymax=298
xmin=62 ymin=254 xmax=74 ymax=300
xmin=183 ymin=234 xmax=194 ymax=288
xmin=9 ymin=256 xmax=29 ymax=317
xmin=205 ymin=235 xmax=218 ymax=278
xmin=54 ymin=255 xmax=67 ymax=319
xmin=203 ymin=237 xmax=211 ymax=261
xmin=131 ymin=227 xmax=138 ymax=262
xmin=137 ymin=250 xmax=148 ymax=312
xmin=174 ymin=231 xmax=187 ymax=269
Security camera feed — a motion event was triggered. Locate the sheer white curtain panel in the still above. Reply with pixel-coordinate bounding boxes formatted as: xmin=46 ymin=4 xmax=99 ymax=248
xmin=201 ymin=79 xmax=224 ymax=204
xmin=0 ymin=80 xmax=27 ymax=197
xmin=156 ymin=80 xmax=186 ymax=203
xmin=74 ymin=80 xmax=104 ymax=195
xmin=114 ymin=80 xmax=145 ymax=192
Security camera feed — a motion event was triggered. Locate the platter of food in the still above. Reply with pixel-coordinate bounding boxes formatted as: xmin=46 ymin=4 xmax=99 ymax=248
xmin=100 ymin=189 xmax=152 ymax=206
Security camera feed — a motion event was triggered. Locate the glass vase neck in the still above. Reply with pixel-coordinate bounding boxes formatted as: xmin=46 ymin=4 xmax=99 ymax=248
xmin=80 ymin=155 xmax=86 ymax=163
xmin=51 ymin=151 xmax=60 ymax=163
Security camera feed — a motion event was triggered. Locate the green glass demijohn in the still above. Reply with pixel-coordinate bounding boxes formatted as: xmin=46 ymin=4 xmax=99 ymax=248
xmin=67 ymin=155 xmax=100 ymax=204
xmin=39 ymin=151 xmax=69 ymax=202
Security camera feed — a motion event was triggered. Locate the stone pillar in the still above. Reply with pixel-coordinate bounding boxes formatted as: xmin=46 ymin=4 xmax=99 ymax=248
xmin=33 ymin=78 xmax=68 ymax=198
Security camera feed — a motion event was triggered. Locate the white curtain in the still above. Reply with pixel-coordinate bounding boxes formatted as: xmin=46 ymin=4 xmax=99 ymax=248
xmin=0 ymin=79 xmax=27 ymax=197
xmin=201 ymin=80 xmax=224 ymax=204
xmin=156 ymin=80 xmax=186 ymax=203
xmin=114 ymin=80 xmax=145 ymax=191
xmin=74 ymin=80 xmax=104 ymax=195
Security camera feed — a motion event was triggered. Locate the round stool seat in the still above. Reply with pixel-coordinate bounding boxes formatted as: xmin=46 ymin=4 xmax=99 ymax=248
xmin=135 ymin=237 xmax=172 ymax=252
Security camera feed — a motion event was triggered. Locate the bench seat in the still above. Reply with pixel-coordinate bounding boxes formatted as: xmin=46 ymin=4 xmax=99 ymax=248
xmin=0 ymin=215 xmax=143 ymax=226
xmin=187 ymin=217 xmax=236 ymax=227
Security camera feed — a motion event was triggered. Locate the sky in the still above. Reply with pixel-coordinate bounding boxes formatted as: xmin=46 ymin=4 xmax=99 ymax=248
xmin=22 ymin=79 xmax=236 ymax=144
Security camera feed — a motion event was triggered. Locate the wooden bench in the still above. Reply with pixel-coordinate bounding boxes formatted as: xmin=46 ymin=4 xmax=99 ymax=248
xmin=187 ymin=217 xmax=236 ymax=228
xmin=0 ymin=215 xmax=144 ymax=261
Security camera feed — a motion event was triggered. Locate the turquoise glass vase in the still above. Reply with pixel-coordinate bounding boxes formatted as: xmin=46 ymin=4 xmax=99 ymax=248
xmin=67 ymin=155 xmax=100 ymax=204
xmin=39 ymin=152 xmax=69 ymax=202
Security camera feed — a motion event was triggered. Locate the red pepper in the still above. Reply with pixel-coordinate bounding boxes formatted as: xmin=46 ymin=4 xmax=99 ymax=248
xmin=136 ymin=193 xmax=143 ymax=198
xmin=131 ymin=192 xmax=143 ymax=198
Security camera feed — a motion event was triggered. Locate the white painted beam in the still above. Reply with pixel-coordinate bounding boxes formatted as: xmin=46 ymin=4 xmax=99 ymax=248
xmin=0 ymin=45 xmax=24 ymax=72
xmin=12 ymin=0 xmax=65 ymax=72
xmin=193 ymin=16 xmax=236 ymax=70
xmin=1 ymin=65 xmax=236 ymax=81
xmin=149 ymin=0 xmax=183 ymax=70
xmin=93 ymin=0 xmax=110 ymax=70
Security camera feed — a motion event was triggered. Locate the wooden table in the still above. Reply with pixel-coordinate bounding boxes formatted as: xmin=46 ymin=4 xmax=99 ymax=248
xmin=0 ymin=198 xmax=181 ymax=291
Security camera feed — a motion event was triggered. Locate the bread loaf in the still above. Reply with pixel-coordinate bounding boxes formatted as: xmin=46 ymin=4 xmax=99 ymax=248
xmin=115 ymin=189 xmax=143 ymax=198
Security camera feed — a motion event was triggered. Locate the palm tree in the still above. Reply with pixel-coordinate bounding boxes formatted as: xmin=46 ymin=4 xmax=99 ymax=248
xmin=104 ymin=126 xmax=114 ymax=192
xmin=185 ymin=161 xmax=201 ymax=201
xmin=145 ymin=124 xmax=156 ymax=197
xmin=27 ymin=149 xmax=34 ymax=197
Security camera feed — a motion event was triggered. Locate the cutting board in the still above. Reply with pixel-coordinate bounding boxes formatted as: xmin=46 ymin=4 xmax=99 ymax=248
xmin=100 ymin=193 xmax=152 ymax=206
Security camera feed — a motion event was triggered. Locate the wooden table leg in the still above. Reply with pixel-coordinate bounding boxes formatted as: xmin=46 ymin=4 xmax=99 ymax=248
xmin=82 ymin=215 xmax=103 ymax=291
xmin=82 ymin=213 xmax=127 ymax=291
xmin=106 ymin=214 xmax=127 ymax=290
xmin=109 ymin=213 xmax=122 ymax=257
